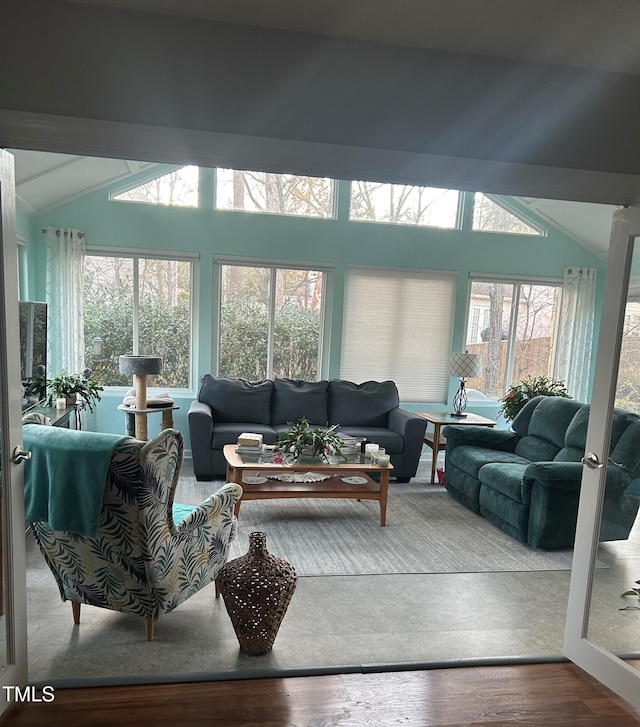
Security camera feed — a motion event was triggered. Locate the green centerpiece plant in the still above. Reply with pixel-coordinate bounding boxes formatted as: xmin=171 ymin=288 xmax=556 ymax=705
xmin=45 ymin=368 xmax=104 ymax=412
xmin=274 ymin=417 xmax=344 ymax=463
xmin=498 ymin=375 xmax=571 ymax=423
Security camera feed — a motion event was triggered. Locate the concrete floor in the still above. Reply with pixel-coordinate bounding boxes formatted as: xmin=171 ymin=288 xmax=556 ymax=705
xmin=24 ymin=458 xmax=640 ymax=687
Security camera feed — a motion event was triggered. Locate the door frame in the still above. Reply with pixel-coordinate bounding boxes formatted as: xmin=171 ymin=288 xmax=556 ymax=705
xmin=564 ymin=206 xmax=640 ymax=709
xmin=0 ymin=149 xmax=28 ymax=711
xmin=3 ymin=111 xmax=640 ymax=700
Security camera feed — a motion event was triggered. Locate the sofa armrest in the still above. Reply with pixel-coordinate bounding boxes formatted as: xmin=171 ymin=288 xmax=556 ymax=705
xmin=388 ymin=407 xmax=426 ymax=438
xmin=521 ymin=461 xmax=629 ymax=503
xmin=388 ymin=408 xmax=427 ymax=477
xmin=442 ymin=425 xmax=518 ymax=452
xmin=188 ymin=399 xmax=214 ymax=448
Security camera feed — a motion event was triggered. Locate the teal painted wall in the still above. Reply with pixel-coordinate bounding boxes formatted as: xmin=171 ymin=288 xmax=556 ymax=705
xmin=22 ymin=170 xmax=605 ymax=446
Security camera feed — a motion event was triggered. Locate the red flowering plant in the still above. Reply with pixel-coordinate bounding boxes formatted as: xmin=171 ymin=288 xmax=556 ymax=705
xmin=498 ymin=376 xmax=571 ymax=423
xmin=274 ymin=417 xmax=344 ymax=462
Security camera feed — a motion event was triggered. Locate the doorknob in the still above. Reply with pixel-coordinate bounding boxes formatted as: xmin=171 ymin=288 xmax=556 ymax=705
xmin=581 ymin=452 xmax=604 ymax=469
xmin=12 ymin=446 xmax=31 ymax=464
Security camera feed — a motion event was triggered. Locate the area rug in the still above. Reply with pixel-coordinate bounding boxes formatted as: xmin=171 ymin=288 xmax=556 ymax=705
xmin=204 ymin=480 xmax=593 ymax=577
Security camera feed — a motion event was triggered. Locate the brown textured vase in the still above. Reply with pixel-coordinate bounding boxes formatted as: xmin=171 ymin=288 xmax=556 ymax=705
xmin=217 ymin=531 xmax=297 ymax=655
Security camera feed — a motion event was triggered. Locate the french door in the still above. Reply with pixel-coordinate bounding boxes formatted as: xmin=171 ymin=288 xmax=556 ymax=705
xmin=0 ymin=149 xmax=28 ymax=711
xmin=564 ymin=206 xmax=640 ymax=708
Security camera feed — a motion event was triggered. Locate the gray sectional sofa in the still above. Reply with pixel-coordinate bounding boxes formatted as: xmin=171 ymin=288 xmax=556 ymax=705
xmin=188 ymin=375 xmax=427 ymax=482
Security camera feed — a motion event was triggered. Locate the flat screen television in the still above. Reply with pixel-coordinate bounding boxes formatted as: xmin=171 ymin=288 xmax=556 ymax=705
xmin=19 ymin=301 xmax=47 ymax=410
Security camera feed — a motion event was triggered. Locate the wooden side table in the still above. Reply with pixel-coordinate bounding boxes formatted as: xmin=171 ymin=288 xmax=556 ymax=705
xmin=416 ymin=411 xmax=497 ymax=484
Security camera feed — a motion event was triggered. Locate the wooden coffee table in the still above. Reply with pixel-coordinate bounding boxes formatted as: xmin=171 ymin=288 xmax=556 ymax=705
xmin=223 ymin=444 xmax=393 ymax=526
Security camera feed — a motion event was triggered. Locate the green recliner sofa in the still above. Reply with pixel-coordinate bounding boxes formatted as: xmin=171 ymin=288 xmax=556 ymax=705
xmin=443 ymin=396 xmax=640 ymax=549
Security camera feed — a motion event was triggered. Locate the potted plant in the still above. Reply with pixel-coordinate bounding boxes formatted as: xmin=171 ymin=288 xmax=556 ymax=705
xmin=498 ymin=375 xmax=571 ymax=423
xmin=621 ymin=580 xmax=640 ymax=610
xmin=274 ymin=417 xmax=344 ymax=463
xmin=45 ymin=368 xmax=104 ymax=412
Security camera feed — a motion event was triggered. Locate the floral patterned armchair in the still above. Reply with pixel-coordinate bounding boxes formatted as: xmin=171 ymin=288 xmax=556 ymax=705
xmin=29 ymin=427 xmax=242 ymax=640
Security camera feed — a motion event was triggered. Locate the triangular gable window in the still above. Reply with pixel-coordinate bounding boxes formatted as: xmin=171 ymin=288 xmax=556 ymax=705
xmin=472 ymin=193 xmax=542 ymax=235
xmin=112 ymin=166 xmax=199 ymax=207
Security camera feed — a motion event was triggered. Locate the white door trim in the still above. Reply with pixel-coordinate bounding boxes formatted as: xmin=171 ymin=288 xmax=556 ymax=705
xmin=564 ymin=206 xmax=640 ymax=710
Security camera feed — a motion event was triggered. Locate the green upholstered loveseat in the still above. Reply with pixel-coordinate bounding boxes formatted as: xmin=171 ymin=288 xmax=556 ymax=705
xmin=443 ymin=396 xmax=640 ymax=549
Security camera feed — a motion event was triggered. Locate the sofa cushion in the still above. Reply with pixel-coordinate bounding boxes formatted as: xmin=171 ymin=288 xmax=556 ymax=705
xmin=610 ymin=417 xmax=640 ymax=474
xmin=478 ymin=462 xmax=528 ymax=503
xmin=514 ymin=397 xmax=583 ymax=462
xmin=328 ymin=380 xmax=399 ymax=427
xmin=448 ymin=446 xmax=530 ymax=479
xmin=198 ymin=375 xmax=273 ymax=425
xmin=554 ymin=404 xmax=640 ymax=463
xmin=272 ymin=379 xmax=329 ymax=426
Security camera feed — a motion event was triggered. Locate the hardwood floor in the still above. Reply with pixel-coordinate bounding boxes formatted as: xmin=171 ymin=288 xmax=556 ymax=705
xmin=2 ymin=663 xmax=640 ymax=726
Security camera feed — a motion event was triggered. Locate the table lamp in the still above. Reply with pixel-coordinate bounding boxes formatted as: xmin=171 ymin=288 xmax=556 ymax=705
xmin=450 ymin=350 xmax=482 ymax=417
xmin=119 ymin=355 xmax=163 ymax=440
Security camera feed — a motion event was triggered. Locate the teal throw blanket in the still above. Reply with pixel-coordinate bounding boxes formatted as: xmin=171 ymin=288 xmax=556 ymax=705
xmin=23 ymin=425 xmax=128 ymax=537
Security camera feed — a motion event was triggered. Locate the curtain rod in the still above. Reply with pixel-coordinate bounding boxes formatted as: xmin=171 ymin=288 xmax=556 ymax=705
xmin=41 ymin=228 xmax=85 ymax=239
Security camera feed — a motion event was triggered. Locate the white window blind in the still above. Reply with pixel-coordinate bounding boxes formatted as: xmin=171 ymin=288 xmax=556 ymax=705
xmin=340 ymin=267 xmax=456 ymax=402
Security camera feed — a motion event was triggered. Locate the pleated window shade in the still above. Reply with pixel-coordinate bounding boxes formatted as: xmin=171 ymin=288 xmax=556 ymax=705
xmin=340 ymin=267 xmax=456 ymax=402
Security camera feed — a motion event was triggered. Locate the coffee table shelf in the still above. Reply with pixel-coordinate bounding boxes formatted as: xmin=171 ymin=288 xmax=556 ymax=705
xmin=223 ymin=445 xmax=392 ymax=526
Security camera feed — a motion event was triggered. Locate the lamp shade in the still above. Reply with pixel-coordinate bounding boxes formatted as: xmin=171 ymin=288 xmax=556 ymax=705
xmin=450 ymin=352 xmax=482 ymax=379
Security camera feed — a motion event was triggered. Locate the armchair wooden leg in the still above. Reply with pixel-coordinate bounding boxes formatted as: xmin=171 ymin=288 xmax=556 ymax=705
xmin=144 ymin=617 xmax=154 ymax=641
xmin=215 ymin=579 xmax=220 ymax=599
xmin=71 ymin=601 xmax=81 ymax=625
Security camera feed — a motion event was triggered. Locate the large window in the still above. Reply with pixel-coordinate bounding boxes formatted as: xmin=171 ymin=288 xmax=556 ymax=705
xmin=216 ymin=168 xmax=334 ymax=218
xmin=217 ymin=262 xmax=328 ymax=380
xmin=349 ymin=181 xmax=460 ymax=228
xmin=83 ymin=252 xmax=194 ymax=388
xmin=340 ymin=267 xmax=456 ymax=401
xmin=466 ymin=278 xmax=561 ymax=398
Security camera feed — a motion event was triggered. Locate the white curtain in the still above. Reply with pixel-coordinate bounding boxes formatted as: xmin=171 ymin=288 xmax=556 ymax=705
xmin=555 ymin=267 xmax=597 ymax=403
xmin=45 ymin=227 xmax=85 ymax=375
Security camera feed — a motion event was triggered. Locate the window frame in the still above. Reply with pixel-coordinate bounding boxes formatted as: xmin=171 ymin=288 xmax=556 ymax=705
xmin=466 ymin=273 xmax=563 ymax=399
xmin=84 ymin=246 xmax=198 ymax=391
xmin=109 ymin=165 xmax=200 ymax=208
xmin=214 ymin=168 xmax=338 ymax=220
xmin=340 ymin=265 xmax=457 ymax=402
xmin=348 ymin=179 xmax=462 ymax=229
xmin=471 ymin=193 xmax=546 ymax=236
xmin=213 ymin=255 xmax=334 ymax=380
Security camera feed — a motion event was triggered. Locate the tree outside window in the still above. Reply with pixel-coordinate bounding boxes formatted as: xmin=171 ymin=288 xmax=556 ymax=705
xmin=466 ymin=280 xmax=561 ymax=398
xmin=218 ymin=263 xmax=325 ymax=381
xmin=216 ymin=169 xmax=334 ymax=218
xmin=83 ymin=254 xmax=192 ymax=388
xmin=349 ymin=180 xmax=459 ymax=228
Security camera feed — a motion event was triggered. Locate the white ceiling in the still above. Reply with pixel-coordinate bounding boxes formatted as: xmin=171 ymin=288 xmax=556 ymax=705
xmin=13 ymin=0 xmax=628 ymax=255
